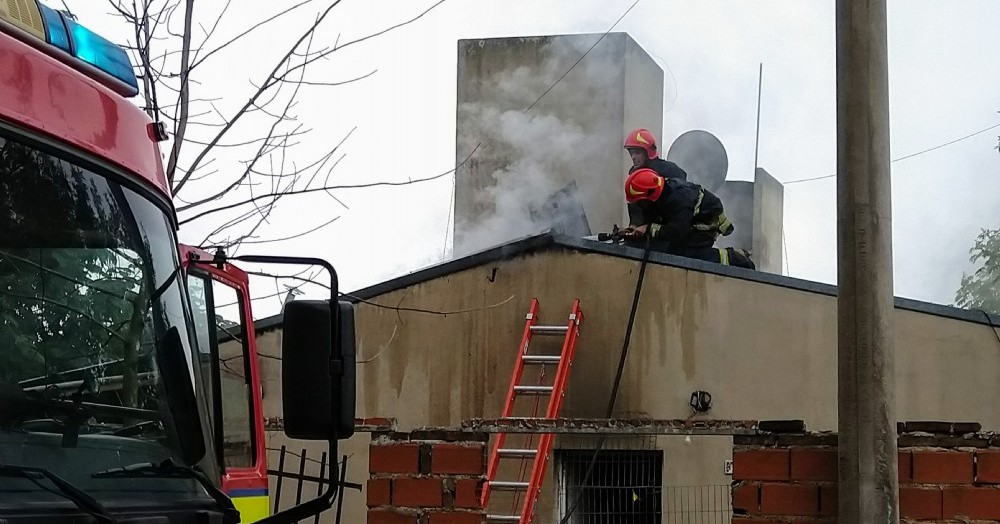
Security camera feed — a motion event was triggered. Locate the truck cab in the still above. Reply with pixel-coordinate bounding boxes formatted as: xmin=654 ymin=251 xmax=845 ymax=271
xmin=0 ymin=3 xmax=353 ymax=522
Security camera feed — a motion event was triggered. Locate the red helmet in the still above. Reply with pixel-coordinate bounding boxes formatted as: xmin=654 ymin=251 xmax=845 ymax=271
xmin=625 ymin=168 xmax=664 ymax=203
xmin=624 ymin=128 xmax=658 ymax=159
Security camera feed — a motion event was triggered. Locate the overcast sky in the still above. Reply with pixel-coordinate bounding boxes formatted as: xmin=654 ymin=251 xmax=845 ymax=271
xmin=63 ymin=0 xmax=1000 ymax=319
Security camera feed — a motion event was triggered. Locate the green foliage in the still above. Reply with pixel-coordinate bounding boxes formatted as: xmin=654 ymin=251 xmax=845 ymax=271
xmin=955 ymin=227 xmax=1000 ymax=315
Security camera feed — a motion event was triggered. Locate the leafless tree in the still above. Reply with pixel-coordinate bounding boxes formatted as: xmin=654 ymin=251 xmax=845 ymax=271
xmin=98 ymin=0 xmax=449 ymax=250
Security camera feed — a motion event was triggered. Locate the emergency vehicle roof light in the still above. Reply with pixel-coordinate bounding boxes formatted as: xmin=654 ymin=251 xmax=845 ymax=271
xmin=0 ymin=1 xmax=139 ymax=97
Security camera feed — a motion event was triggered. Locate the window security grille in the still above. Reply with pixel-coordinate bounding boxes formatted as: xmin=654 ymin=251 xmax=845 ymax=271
xmin=557 ymin=449 xmax=663 ymax=524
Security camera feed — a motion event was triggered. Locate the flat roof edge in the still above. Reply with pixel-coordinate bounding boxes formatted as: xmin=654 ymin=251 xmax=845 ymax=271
xmin=252 ymin=232 xmax=1000 ymax=332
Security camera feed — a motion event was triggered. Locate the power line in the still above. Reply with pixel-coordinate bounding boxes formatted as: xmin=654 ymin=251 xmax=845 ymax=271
xmin=783 ymin=122 xmax=1000 ymax=185
xmin=447 ymin=0 xmax=644 ymax=193
xmin=523 ymin=0 xmax=643 ymax=114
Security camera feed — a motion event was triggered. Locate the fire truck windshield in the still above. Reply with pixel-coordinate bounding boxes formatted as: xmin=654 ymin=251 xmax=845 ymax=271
xmin=0 ymin=133 xmax=217 ymax=513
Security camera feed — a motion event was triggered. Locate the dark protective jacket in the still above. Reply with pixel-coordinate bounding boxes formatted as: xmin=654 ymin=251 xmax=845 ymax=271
xmin=629 ymin=158 xmax=688 ymax=181
xmin=630 ymin=177 xmax=732 ymax=244
xmin=628 ymin=159 xmax=687 ymax=224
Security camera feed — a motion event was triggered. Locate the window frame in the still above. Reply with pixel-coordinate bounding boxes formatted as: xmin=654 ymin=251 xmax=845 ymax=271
xmin=186 ymin=267 xmax=257 ymax=473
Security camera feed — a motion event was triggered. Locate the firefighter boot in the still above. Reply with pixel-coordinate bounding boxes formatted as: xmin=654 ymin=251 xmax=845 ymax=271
xmin=726 ymin=248 xmax=756 ymax=270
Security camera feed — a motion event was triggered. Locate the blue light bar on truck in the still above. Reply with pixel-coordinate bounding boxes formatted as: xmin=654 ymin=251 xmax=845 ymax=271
xmin=0 ymin=1 xmax=139 ymax=97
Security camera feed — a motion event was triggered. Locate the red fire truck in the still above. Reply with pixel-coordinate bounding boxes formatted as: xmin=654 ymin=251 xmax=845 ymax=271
xmin=0 ymin=3 xmax=353 ymax=523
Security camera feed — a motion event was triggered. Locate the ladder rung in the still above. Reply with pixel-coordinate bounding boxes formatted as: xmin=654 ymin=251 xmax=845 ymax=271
xmin=487 ymin=516 xmax=522 ymax=523
xmin=522 ymin=355 xmax=560 ymax=365
xmin=514 ymin=385 xmax=553 ymax=395
xmin=498 ymin=449 xmax=538 ymax=459
xmin=530 ymin=325 xmax=568 ymax=335
xmin=489 ymin=481 xmax=529 ymax=491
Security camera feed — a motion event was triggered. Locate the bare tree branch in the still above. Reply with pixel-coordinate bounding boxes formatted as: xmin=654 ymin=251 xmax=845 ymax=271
xmin=288 ymin=69 xmax=377 ymax=87
xmin=176 ymin=53 xmax=320 ymax=213
xmin=179 ymin=128 xmax=309 ymax=149
xmin=277 ymin=0 xmax=447 ymax=82
xmin=189 ymin=0 xmax=314 ymax=72
xmin=104 ymin=0 xmax=450 ymax=247
xmin=237 ymin=216 xmax=341 ymax=246
xmin=171 ymin=0 xmax=345 ymax=196
xmin=165 ymin=0 xmax=195 ymax=186
xmin=178 ymin=144 xmax=479 ymax=225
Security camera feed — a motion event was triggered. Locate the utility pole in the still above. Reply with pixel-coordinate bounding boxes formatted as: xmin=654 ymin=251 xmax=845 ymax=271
xmin=836 ymin=1 xmax=899 ymax=522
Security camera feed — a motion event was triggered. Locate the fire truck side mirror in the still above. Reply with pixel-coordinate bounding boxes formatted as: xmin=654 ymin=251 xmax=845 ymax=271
xmin=280 ymin=300 xmax=357 ymax=441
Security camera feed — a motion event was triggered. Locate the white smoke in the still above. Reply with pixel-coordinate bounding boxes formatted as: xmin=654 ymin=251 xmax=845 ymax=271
xmin=454 ymin=35 xmax=620 ymax=256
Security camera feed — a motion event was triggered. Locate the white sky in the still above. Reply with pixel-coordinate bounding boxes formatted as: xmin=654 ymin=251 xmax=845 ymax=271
xmin=62 ymin=0 xmax=1000 ymax=319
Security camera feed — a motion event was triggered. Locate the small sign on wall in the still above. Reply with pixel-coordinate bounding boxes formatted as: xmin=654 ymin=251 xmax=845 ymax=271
xmin=724 ymin=459 xmax=734 ymax=475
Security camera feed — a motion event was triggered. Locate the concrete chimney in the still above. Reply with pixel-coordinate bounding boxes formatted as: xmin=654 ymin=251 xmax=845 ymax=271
xmin=453 ymin=33 xmax=664 ymax=256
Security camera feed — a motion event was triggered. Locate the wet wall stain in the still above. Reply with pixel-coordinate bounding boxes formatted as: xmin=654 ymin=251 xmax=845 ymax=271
xmin=679 ymin=274 xmax=709 ymax=380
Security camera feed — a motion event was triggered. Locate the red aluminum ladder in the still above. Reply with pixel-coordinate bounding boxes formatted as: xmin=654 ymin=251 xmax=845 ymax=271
xmin=482 ymin=298 xmax=583 ymax=524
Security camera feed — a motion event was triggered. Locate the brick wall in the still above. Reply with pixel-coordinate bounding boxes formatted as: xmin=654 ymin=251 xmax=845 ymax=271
xmin=368 ymin=429 xmax=487 ymax=524
xmin=732 ymin=422 xmax=1000 ymax=523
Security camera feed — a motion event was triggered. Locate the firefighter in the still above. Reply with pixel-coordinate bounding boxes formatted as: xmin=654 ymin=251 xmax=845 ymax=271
xmin=624 ymin=128 xmax=686 ymax=180
xmin=624 ymin=128 xmax=686 ymax=225
xmin=621 ymin=167 xmax=756 ymax=269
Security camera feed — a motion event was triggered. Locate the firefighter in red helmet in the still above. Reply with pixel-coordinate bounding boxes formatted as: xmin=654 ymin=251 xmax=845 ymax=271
xmin=621 ymin=168 xmax=755 ymax=269
xmin=624 ymin=128 xmax=687 ymax=226
xmin=624 ymin=128 xmax=687 ymax=179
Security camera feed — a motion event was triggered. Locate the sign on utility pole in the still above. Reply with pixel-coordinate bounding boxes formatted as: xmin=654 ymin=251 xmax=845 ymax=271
xmin=836 ymin=1 xmax=900 ymax=522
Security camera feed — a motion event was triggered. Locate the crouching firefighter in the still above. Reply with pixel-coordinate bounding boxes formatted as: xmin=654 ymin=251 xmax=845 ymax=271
xmin=621 ymin=168 xmax=756 ymax=270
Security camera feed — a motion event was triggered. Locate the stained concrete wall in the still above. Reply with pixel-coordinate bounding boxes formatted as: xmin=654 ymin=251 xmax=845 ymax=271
xmin=339 ymin=250 xmax=1000 ymax=428
xmin=752 ymin=168 xmax=784 ymax=274
xmin=454 ymin=33 xmax=663 ymax=255
xmin=714 ymin=169 xmax=784 ymax=274
xmin=256 ymin=247 xmax=1000 ymax=520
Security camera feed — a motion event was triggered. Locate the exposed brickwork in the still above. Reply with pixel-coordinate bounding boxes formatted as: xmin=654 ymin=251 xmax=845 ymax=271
xmin=732 ymin=482 xmax=759 ymax=512
xmin=759 ymin=483 xmax=819 ymax=516
xmin=912 ymin=451 xmax=974 ymax=484
xmin=943 ymin=487 xmax=1000 ymax=519
xmin=430 ymin=444 xmax=484 ymax=475
xmin=818 ymin=485 xmax=837 ymax=516
xmin=368 ymin=430 xmax=486 ymax=524
xmin=370 ymin=443 xmax=421 ymax=474
xmin=453 ymin=479 xmax=483 ymax=509
xmin=731 ymin=422 xmax=1000 ymax=523
xmin=977 ymin=450 xmax=1000 ymax=484
xmin=368 ymin=509 xmax=420 ymax=524
xmin=900 ymin=486 xmax=943 ymax=520
xmin=733 ymin=449 xmax=790 ymax=481
xmin=898 ymin=450 xmax=913 ymax=483
xmin=790 ymin=448 xmax=837 ymax=481
xmin=392 ymin=478 xmax=443 ymax=508
xmin=368 ymin=478 xmax=392 ymax=507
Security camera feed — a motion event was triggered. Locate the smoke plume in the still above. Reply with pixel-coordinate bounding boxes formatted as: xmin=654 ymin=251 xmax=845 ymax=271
xmin=454 ymin=35 xmax=620 ymax=256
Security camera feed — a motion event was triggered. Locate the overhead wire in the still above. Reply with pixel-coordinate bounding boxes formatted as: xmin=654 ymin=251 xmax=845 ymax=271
xmin=522 ymin=0 xmax=644 ymax=114
xmin=443 ymin=0 xmax=644 ymax=237
xmin=783 ymin=122 xmax=1000 ymax=185
xmin=245 ymin=269 xmax=516 ymax=316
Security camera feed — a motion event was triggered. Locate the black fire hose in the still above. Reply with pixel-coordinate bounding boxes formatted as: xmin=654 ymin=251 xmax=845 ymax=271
xmin=559 ymin=234 xmax=653 ymax=524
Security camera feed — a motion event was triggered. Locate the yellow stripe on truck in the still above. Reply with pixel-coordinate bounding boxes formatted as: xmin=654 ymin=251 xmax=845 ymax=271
xmin=230 ymin=494 xmax=270 ymax=523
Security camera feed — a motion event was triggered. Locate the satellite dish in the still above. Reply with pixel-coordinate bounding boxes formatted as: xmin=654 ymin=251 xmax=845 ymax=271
xmin=665 ymin=130 xmax=728 ymax=193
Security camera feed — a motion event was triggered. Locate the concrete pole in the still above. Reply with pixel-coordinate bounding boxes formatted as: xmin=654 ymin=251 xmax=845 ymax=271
xmin=836 ymin=1 xmax=899 ymax=522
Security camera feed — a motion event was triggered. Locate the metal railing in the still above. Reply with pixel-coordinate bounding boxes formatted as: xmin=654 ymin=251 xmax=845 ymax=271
xmin=661 ymin=485 xmax=732 ymax=524
xmin=266 ymin=445 xmax=350 ymax=523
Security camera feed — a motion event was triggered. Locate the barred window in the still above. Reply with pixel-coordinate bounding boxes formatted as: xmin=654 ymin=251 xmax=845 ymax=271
xmin=557 ymin=449 xmax=663 ymax=524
